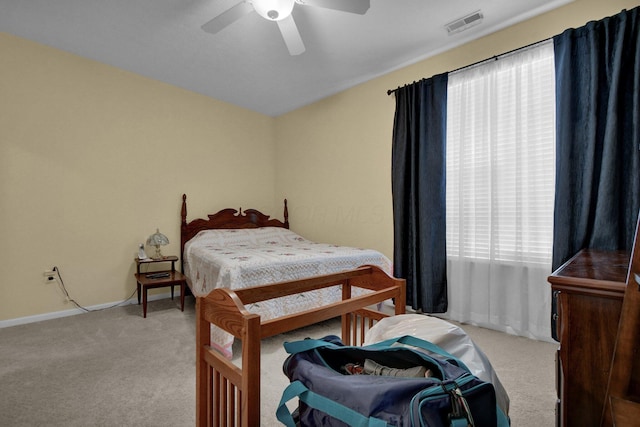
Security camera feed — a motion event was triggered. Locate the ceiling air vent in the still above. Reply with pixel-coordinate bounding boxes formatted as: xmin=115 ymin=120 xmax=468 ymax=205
xmin=446 ymin=10 xmax=483 ymax=35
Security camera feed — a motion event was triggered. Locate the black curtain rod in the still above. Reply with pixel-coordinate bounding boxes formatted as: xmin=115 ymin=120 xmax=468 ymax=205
xmin=386 ymin=37 xmax=552 ymax=96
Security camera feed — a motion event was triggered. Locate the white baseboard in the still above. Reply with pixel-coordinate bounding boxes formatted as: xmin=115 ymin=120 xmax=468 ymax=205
xmin=0 ymin=291 xmax=184 ymax=329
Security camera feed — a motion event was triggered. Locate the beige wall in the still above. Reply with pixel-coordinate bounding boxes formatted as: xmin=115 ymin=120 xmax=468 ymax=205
xmin=1 ymin=33 xmax=276 ymax=321
xmin=274 ymin=0 xmax=637 ymax=257
xmin=2 ymin=0 xmax=636 ymax=321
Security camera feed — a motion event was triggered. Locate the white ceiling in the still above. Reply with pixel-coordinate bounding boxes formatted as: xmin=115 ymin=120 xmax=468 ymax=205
xmin=1 ymin=0 xmax=571 ymax=117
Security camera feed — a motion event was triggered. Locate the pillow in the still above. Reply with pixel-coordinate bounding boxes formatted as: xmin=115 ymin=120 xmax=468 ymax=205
xmin=189 ymin=227 xmax=306 ymax=247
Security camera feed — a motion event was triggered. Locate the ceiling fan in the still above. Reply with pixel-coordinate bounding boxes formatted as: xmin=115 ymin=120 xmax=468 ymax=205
xmin=201 ymin=0 xmax=371 ymax=56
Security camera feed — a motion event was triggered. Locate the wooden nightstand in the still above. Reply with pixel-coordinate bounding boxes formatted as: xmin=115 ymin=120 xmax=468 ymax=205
xmin=134 ymin=255 xmax=187 ymax=318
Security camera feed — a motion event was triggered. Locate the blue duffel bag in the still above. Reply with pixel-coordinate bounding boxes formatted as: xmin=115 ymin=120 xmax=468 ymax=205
xmin=276 ymin=335 xmax=509 ymax=427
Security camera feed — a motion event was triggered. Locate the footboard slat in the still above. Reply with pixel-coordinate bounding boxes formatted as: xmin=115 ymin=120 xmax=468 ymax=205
xmin=219 ymin=376 xmax=227 ymax=426
xmin=211 ymin=368 xmax=218 ymax=427
xmin=231 ymin=385 xmax=237 ymax=427
xmin=196 ymin=265 xmax=406 ymax=427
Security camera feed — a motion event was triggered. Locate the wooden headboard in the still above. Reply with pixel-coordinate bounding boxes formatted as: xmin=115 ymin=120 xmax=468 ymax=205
xmin=180 ymin=194 xmax=289 ymax=267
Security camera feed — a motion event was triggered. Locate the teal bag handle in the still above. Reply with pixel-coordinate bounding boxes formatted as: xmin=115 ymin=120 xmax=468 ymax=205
xmin=283 ymin=337 xmax=342 ymax=355
xmin=285 ymin=335 xmax=464 ymax=369
xmin=496 ymin=407 xmax=510 ymax=427
xmin=276 ymin=380 xmax=389 ymax=427
xmin=284 ymin=335 xmax=470 ymax=374
xmin=366 ymin=335 xmax=471 ymax=372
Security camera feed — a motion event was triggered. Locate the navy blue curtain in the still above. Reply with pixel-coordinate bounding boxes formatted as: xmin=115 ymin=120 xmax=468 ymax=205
xmin=391 ymin=74 xmax=448 ymax=312
xmin=552 ymin=7 xmax=640 ymax=271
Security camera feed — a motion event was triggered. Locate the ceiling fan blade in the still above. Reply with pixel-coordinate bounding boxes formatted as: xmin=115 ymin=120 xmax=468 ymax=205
xmin=201 ymin=1 xmax=254 ymax=34
xmin=276 ymin=15 xmax=305 ymax=56
xmin=295 ymin=0 xmax=370 ymax=15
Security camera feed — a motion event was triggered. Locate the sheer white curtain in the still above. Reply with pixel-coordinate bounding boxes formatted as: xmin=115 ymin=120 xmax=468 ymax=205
xmin=444 ymin=41 xmax=556 ymax=341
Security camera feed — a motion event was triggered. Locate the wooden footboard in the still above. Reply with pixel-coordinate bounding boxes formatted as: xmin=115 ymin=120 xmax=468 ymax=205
xmin=195 ymin=265 xmax=406 ymax=427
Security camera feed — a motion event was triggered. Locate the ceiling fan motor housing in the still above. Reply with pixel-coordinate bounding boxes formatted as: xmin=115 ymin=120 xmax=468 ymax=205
xmin=252 ymin=0 xmax=295 ymax=21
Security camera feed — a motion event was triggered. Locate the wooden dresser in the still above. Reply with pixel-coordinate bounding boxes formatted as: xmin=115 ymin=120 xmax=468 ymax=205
xmin=548 ymin=249 xmax=629 ymax=427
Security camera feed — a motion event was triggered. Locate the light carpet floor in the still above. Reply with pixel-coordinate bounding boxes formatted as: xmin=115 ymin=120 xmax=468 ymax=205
xmin=0 ymin=297 xmax=557 ymax=426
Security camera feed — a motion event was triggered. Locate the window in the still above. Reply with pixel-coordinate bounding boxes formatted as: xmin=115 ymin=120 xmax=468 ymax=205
xmin=446 ymin=41 xmax=556 ymax=265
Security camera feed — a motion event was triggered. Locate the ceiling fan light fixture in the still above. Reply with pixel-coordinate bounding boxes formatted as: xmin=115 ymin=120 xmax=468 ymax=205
xmin=252 ymin=0 xmax=295 ymax=21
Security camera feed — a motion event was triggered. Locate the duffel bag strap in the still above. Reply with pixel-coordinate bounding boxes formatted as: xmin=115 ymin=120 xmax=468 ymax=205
xmin=276 ymin=380 xmax=389 ymax=427
xmin=366 ymin=335 xmax=471 ymax=372
xmin=497 ymin=407 xmax=509 ymax=427
xmin=283 ymin=338 xmax=341 ymax=355
xmin=285 ymin=335 xmax=468 ymax=372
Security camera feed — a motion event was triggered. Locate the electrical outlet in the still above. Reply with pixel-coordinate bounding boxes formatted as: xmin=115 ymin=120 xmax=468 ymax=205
xmin=44 ymin=270 xmax=56 ymax=282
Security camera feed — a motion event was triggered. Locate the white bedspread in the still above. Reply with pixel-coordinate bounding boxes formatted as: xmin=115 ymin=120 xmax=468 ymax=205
xmin=184 ymin=227 xmax=392 ymax=356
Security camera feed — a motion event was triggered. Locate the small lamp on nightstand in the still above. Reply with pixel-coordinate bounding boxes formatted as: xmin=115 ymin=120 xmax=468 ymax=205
xmin=146 ymin=228 xmax=169 ymax=260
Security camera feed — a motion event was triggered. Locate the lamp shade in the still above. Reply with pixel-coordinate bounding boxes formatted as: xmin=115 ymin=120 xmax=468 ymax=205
xmin=147 ymin=229 xmax=169 ymax=247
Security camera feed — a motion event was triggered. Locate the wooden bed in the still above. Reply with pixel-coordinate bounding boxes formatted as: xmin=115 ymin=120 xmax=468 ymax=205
xmin=196 ymin=264 xmax=406 ymax=427
xmin=179 ymin=195 xmax=393 ymax=354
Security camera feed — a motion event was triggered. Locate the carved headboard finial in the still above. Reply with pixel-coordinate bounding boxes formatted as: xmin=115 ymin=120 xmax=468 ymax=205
xmin=181 ymin=194 xmax=187 ymax=226
xmin=284 ymin=199 xmax=289 ymax=228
